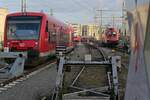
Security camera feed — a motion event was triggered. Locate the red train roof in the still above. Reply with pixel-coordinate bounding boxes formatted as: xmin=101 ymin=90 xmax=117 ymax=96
xmin=6 ymin=12 xmax=68 ymax=28
xmin=7 ymin=12 xmax=45 ymax=17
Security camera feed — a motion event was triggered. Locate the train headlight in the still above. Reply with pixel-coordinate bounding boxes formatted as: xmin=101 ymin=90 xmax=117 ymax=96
xmin=113 ymin=32 xmax=116 ymax=35
xmin=34 ymin=42 xmax=38 ymax=49
xmin=35 ymin=42 xmax=38 ymax=45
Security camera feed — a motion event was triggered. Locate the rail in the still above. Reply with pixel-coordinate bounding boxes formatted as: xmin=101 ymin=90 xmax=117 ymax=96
xmin=86 ymin=42 xmax=107 ymax=61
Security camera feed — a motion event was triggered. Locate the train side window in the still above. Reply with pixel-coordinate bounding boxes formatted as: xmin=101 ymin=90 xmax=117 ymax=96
xmin=46 ymin=21 xmax=48 ymax=32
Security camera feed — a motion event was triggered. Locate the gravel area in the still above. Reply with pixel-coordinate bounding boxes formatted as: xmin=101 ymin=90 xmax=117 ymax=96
xmin=76 ymin=65 xmax=109 ymax=88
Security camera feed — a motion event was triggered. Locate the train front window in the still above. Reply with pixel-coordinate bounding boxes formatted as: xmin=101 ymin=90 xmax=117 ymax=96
xmin=7 ymin=16 xmax=41 ymax=40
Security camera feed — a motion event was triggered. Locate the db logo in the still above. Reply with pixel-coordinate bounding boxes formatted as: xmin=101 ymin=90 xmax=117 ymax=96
xmin=19 ymin=43 xmax=25 ymax=47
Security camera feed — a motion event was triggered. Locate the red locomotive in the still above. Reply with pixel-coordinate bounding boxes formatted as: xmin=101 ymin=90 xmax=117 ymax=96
xmin=3 ymin=12 xmax=73 ymax=65
xmin=101 ymin=28 xmax=120 ymax=46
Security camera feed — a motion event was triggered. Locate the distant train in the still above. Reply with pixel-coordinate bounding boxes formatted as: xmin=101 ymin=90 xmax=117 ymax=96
xmin=3 ymin=12 xmax=73 ymax=65
xmin=101 ymin=28 xmax=120 ymax=46
xmin=73 ymin=36 xmax=81 ymax=42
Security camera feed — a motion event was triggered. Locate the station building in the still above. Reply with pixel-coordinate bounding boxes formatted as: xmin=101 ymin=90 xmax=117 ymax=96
xmin=71 ymin=23 xmax=82 ymax=37
xmin=71 ymin=23 xmax=100 ymax=40
xmin=0 ymin=8 xmax=8 ymax=42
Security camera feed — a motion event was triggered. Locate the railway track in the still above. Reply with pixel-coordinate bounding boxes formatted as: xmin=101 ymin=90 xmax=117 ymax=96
xmin=52 ymin=43 xmax=120 ymax=100
xmin=85 ymin=43 xmax=107 ymax=61
xmin=73 ymin=43 xmax=110 ymax=90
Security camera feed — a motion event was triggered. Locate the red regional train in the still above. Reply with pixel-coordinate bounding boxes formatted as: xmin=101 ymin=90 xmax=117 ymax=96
xmin=101 ymin=27 xmax=120 ymax=46
xmin=3 ymin=12 xmax=73 ymax=65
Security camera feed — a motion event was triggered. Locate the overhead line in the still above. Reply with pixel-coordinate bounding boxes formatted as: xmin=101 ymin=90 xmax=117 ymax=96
xmin=71 ymin=0 xmax=94 ymax=13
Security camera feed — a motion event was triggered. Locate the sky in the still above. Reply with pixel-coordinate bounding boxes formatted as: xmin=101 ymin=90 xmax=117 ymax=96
xmin=0 ymin=0 xmax=123 ymax=24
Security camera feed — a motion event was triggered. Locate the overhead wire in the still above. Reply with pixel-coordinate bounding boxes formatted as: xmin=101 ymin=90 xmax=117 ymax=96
xmin=70 ymin=0 xmax=96 ymax=23
xmin=71 ymin=0 xmax=94 ymax=13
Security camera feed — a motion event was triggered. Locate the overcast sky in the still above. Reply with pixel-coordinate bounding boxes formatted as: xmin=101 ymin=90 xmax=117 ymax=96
xmin=0 ymin=0 xmax=123 ymax=24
